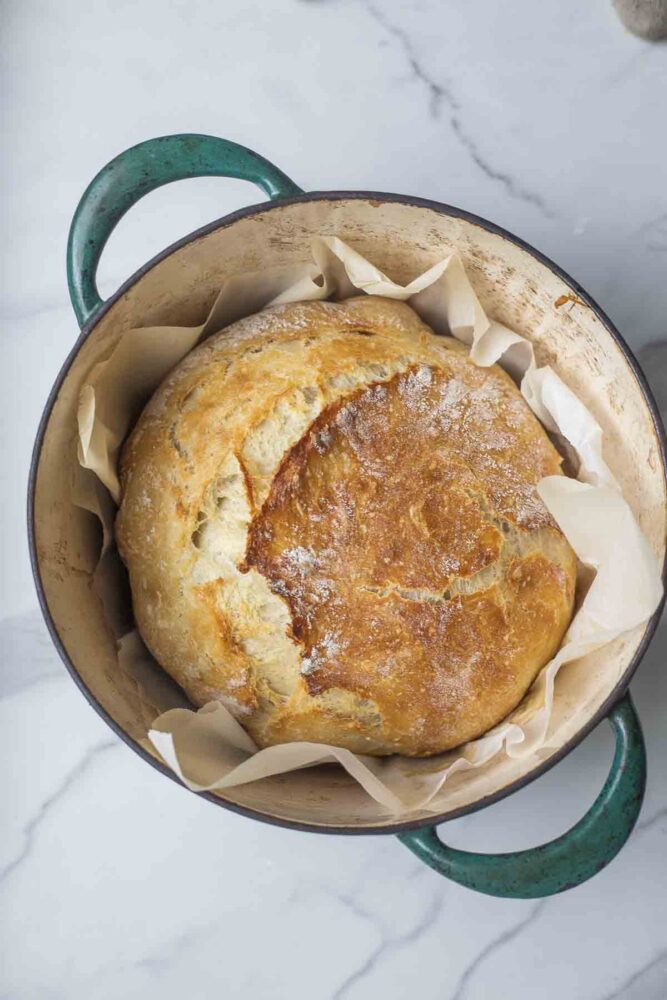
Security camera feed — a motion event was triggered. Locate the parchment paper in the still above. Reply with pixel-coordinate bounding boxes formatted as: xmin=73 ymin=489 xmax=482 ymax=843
xmin=76 ymin=237 xmax=663 ymax=815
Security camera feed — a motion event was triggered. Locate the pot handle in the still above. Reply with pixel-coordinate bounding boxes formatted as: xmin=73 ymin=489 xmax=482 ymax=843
xmin=66 ymin=134 xmax=303 ymax=328
xmin=398 ymin=692 xmax=646 ymax=898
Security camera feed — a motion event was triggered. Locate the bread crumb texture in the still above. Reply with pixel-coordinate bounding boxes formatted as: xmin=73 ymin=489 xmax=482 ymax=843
xmin=116 ymin=297 xmax=575 ymax=756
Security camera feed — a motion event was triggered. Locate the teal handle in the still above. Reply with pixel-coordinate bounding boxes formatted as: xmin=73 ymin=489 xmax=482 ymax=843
xmin=399 ymin=692 xmax=645 ymax=898
xmin=66 ymin=133 xmax=303 ymax=328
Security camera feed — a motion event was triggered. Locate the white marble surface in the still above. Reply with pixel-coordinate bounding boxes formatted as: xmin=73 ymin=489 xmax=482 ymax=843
xmin=1 ymin=1 xmax=666 ymax=997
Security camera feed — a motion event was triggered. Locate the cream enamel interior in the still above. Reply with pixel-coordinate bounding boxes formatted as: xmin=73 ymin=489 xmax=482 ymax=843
xmin=33 ymin=196 xmax=667 ymax=829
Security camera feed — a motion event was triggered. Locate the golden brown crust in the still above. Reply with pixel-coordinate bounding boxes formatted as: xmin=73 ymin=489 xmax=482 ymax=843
xmin=117 ymin=297 xmax=576 ymax=756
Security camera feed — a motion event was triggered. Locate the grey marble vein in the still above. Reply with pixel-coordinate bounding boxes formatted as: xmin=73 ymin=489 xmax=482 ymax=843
xmin=447 ymin=899 xmax=548 ymax=1000
xmin=600 ymin=946 xmax=667 ymax=1000
xmin=0 ymin=740 xmax=117 ymax=887
xmin=361 ymin=1 xmax=553 ymax=218
xmin=447 ymin=118 xmax=554 ymax=218
xmin=136 ymin=919 xmax=223 ymax=976
xmin=331 ymin=882 xmax=447 ymax=1000
xmin=363 ymin=0 xmax=458 ymax=119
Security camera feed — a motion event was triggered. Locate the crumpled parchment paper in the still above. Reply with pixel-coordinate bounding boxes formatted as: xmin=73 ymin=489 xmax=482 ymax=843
xmin=75 ymin=236 xmax=663 ymax=815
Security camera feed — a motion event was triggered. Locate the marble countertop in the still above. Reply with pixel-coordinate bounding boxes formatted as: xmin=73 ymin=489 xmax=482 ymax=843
xmin=2 ymin=1 xmax=666 ymax=997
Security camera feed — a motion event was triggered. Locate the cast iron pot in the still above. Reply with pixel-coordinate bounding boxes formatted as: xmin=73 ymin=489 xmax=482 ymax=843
xmin=29 ymin=134 xmax=667 ymax=899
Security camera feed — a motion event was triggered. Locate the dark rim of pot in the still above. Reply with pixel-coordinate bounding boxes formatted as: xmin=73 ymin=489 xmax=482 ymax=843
xmin=27 ymin=190 xmax=667 ymax=836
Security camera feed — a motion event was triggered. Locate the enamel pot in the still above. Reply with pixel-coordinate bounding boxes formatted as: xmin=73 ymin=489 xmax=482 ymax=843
xmin=28 ymin=134 xmax=667 ymax=898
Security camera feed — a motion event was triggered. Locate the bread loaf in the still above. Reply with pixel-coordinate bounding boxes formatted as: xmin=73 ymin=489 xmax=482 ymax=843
xmin=116 ymin=297 xmax=576 ymax=756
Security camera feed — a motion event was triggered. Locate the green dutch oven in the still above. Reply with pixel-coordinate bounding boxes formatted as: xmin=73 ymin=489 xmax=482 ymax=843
xmin=29 ymin=134 xmax=667 ymax=898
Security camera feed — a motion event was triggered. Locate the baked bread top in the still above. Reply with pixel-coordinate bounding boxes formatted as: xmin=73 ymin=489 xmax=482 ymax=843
xmin=116 ymin=296 xmax=576 ymax=757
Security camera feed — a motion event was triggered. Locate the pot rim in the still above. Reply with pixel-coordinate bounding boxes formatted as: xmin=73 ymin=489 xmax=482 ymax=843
xmin=28 ymin=189 xmax=667 ymax=835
